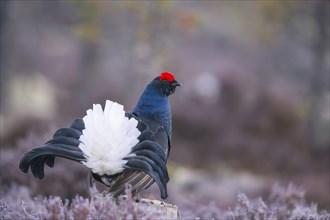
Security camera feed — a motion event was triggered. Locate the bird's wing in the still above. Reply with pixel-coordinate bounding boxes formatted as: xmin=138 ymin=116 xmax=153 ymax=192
xmin=154 ymin=125 xmax=171 ymax=161
xmin=19 ymin=119 xmax=86 ymax=179
xmin=120 ymin=139 xmax=169 ymax=199
xmin=131 ymin=114 xmax=171 ymax=160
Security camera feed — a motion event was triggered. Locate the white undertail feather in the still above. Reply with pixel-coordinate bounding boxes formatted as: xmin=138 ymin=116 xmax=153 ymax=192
xmin=78 ymin=100 xmax=141 ymax=175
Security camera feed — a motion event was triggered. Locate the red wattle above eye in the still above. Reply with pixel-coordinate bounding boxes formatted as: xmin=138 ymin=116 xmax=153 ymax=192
xmin=160 ymin=72 xmax=175 ymax=82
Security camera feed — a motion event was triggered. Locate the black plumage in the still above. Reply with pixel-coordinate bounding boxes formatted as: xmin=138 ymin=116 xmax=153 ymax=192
xmin=19 ymin=72 xmax=181 ymax=199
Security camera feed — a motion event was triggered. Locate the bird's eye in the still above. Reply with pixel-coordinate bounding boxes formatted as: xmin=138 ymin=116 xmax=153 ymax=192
xmin=162 ymin=80 xmax=170 ymax=85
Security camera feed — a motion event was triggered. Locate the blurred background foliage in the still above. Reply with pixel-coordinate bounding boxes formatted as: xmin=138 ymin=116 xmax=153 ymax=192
xmin=0 ymin=0 xmax=329 ymax=212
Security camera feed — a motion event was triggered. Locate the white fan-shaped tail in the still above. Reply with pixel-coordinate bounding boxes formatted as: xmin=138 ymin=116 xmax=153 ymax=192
xmin=78 ymin=100 xmax=140 ymax=175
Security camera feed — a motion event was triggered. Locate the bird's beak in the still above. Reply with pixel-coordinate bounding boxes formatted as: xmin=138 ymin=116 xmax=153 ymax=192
xmin=172 ymin=80 xmax=182 ymax=87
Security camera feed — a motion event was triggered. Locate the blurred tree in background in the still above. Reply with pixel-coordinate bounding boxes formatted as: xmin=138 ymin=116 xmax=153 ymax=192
xmin=0 ymin=0 xmax=329 ymax=212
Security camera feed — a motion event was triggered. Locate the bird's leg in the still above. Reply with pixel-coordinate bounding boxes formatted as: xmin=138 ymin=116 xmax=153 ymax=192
xmin=102 ymin=191 xmax=108 ymax=197
xmin=133 ymin=191 xmax=142 ymax=202
xmin=88 ymin=172 xmax=95 ymax=196
xmin=103 ymin=188 xmax=111 ymax=197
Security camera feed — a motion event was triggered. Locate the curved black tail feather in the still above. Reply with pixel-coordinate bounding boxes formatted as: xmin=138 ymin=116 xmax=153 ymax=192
xmin=19 ymin=119 xmax=86 ymax=179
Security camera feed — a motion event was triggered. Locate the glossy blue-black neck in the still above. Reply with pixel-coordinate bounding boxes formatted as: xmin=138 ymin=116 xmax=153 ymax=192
xmin=133 ymin=83 xmax=172 ymax=138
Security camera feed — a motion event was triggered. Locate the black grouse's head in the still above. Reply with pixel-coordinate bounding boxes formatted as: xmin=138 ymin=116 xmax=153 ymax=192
xmin=151 ymin=72 xmax=182 ymax=96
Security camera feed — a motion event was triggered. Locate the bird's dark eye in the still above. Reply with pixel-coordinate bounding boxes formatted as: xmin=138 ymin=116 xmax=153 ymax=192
xmin=170 ymin=86 xmax=176 ymax=94
xmin=159 ymin=79 xmax=180 ymax=96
